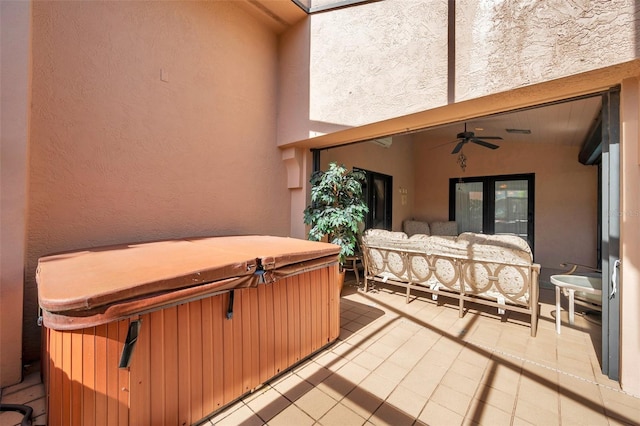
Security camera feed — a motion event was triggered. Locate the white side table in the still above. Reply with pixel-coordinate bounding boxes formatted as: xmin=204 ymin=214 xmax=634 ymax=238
xmin=550 ymin=274 xmax=602 ymax=334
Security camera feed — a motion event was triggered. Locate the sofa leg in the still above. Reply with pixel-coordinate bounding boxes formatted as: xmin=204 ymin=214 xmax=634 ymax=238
xmin=405 ymin=287 xmax=410 ymax=304
xmin=531 ymin=303 xmax=539 ymax=337
xmin=458 ymin=298 xmax=464 ymax=318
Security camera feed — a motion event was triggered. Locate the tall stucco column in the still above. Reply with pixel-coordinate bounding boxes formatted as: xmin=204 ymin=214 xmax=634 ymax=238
xmin=619 ymin=77 xmax=640 ymax=397
xmin=0 ymin=0 xmax=31 ymax=387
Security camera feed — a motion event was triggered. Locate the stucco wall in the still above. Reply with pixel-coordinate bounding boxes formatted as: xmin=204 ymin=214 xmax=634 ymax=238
xmin=456 ymin=0 xmax=639 ymax=101
xmin=413 ymin=138 xmax=598 ymax=269
xmin=0 ymin=0 xmax=31 ymax=387
xmin=278 ymin=19 xmax=312 ymax=146
xmin=620 ymin=78 xmax=640 ymax=396
xmin=26 ymin=1 xmax=289 ymax=361
xmin=278 ymin=0 xmax=638 ymax=145
xmin=307 ymin=0 xmax=448 ymax=130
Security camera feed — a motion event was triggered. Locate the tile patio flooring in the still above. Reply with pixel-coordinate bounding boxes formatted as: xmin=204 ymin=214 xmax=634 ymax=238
xmin=2 ymin=275 xmax=639 ymax=425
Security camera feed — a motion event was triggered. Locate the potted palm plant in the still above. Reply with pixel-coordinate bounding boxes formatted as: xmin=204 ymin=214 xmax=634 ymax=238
xmin=303 ymin=162 xmax=369 ymax=290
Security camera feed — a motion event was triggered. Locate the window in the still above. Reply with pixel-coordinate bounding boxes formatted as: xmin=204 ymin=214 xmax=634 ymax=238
xmin=449 ymin=174 xmax=535 ymax=250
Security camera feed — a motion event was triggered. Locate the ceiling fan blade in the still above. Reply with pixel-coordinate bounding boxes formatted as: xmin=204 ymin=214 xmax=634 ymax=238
xmin=474 ymin=136 xmax=503 ymax=140
xmin=471 ymin=138 xmax=499 ymax=149
xmin=451 ymin=141 xmax=466 ymax=154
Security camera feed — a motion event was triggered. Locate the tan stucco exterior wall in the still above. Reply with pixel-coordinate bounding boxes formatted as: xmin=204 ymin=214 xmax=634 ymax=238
xmin=23 ymin=1 xmax=290 ymax=362
xmin=620 ymin=78 xmax=640 ymax=396
xmin=278 ymin=0 xmax=638 ymax=145
xmin=278 ymin=20 xmax=312 ymax=238
xmin=308 ymin=0 xmax=449 ymax=129
xmin=278 ymin=19 xmax=311 ymax=147
xmin=455 ymin=0 xmax=637 ymax=101
xmin=0 ymin=0 xmax=31 ymax=387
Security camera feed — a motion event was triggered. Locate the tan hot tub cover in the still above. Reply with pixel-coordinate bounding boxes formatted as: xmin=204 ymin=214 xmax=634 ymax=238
xmin=37 ymin=235 xmax=340 ymax=330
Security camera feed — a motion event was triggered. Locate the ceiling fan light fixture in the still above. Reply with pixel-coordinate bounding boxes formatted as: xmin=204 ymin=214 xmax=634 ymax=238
xmin=457 ymin=151 xmax=467 ymax=172
xmin=506 ymin=128 xmax=531 ymax=134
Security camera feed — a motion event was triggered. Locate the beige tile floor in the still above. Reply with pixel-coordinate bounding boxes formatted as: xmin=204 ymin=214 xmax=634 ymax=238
xmin=203 ymin=278 xmax=639 ymax=426
xmin=2 ymin=275 xmax=639 ymax=426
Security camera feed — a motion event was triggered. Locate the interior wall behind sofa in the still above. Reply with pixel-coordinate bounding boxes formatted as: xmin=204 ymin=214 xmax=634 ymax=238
xmin=413 ymin=139 xmax=598 ymax=269
xmin=26 ymin=1 xmax=289 ymax=362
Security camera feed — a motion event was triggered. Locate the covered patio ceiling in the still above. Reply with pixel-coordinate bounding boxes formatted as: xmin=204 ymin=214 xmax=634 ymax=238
xmin=409 ymin=95 xmax=602 ymax=151
xmin=309 ymin=93 xmax=604 ymax=156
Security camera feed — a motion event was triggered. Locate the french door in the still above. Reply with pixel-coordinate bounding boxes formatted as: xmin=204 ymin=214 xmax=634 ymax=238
xmin=449 ymin=174 xmax=535 ymax=250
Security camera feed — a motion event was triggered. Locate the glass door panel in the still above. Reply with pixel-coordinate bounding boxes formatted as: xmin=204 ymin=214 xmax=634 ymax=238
xmin=455 ymin=181 xmax=483 ymax=233
xmin=494 ymin=179 xmax=530 ymax=243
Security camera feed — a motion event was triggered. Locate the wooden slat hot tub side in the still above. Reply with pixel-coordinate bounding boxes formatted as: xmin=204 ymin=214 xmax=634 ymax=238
xmin=44 ymin=264 xmax=340 ymax=425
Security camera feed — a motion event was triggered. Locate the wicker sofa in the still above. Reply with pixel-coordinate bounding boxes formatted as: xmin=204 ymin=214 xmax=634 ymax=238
xmin=361 ymin=229 xmax=541 ymax=336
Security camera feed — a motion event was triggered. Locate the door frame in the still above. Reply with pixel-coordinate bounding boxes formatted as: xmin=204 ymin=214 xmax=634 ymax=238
xmin=601 ymin=87 xmax=621 ymax=380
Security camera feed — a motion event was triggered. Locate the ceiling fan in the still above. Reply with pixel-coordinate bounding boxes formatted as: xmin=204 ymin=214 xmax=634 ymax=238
xmin=451 ymin=123 xmax=502 ymax=154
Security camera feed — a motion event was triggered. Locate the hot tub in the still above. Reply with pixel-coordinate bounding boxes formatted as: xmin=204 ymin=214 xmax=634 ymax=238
xmin=37 ymin=235 xmax=340 ymax=425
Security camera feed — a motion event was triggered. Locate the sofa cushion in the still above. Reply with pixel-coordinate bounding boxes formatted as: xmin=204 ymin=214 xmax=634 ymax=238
xmin=423 ymin=235 xmax=468 ymax=258
xmin=403 ymin=220 xmax=430 ymax=237
xmin=430 ymin=221 xmax=458 ymax=236
xmin=456 ymin=232 xmax=532 ymax=264
xmin=364 ymin=229 xmax=408 ymax=240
